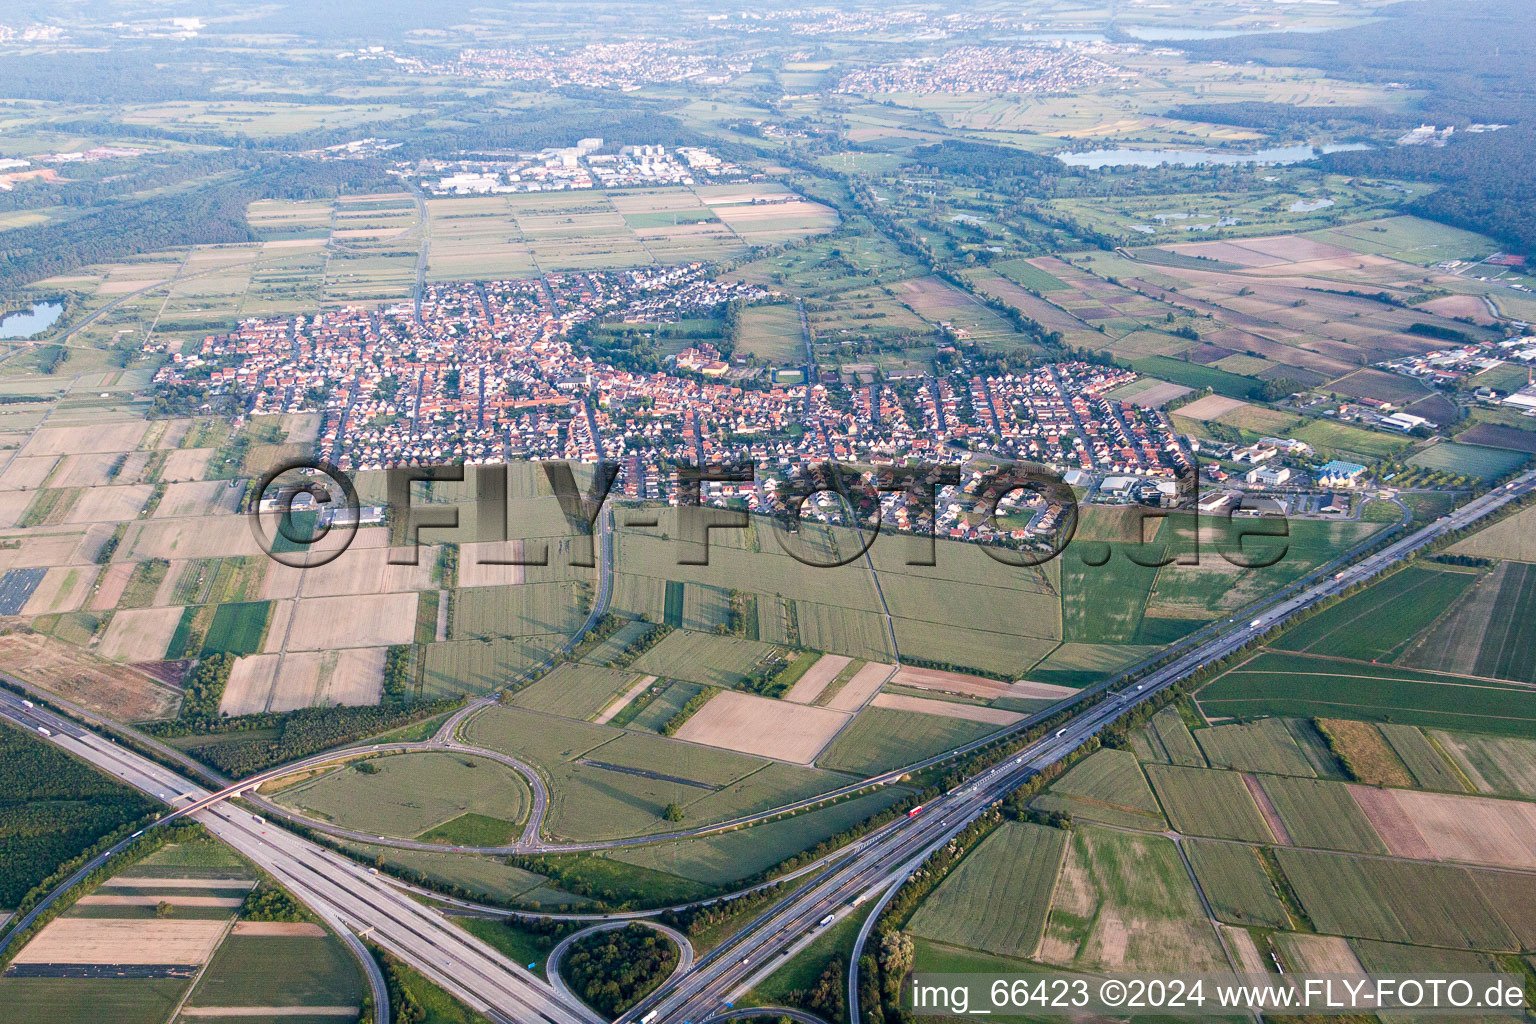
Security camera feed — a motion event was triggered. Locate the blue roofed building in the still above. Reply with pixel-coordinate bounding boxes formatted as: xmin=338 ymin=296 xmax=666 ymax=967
xmin=1316 ymin=460 xmax=1367 ymax=487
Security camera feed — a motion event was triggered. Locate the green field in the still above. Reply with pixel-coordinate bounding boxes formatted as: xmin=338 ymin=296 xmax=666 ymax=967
xmin=1140 ymin=707 xmax=1208 ymax=767
xmin=907 ymin=822 xmax=1068 ymax=959
xmin=1275 ymin=848 xmax=1518 ymax=950
xmin=993 ymin=258 xmax=1070 ymax=292
xmin=1408 ymin=441 xmax=1528 ymax=481
xmin=1379 ymin=724 xmax=1467 ymax=791
xmin=1128 ymin=356 xmax=1261 ymax=400
xmin=510 ymin=663 xmax=639 ymax=720
xmin=465 ymin=705 xmax=841 ymax=841
xmin=631 ymin=630 xmax=785 ymax=690
xmin=274 ymin=752 xmax=530 ymax=840
xmin=816 ymin=706 xmax=997 ymax=775
xmin=1429 ymin=731 xmax=1536 ymax=798
xmin=1031 ymin=748 xmax=1165 ymax=830
xmin=417 ymin=812 xmax=524 ymax=847
xmin=187 ymin=934 xmax=363 ymax=1008
xmin=420 ymin=636 xmax=566 ymax=699
xmin=604 ymin=787 xmax=906 ymax=885
xmin=1144 ymin=764 xmax=1273 ymax=842
xmin=1184 ymin=840 xmax=1291 ymax=929
xmin=200 ymin=600 xmax=272 ymax=656
xmin=1040 ymin=825 xmax=1228 ymax=973
xmin=1291 ymin=418 xmax=1412 ymax=461
xmin=1197 ymin=652 xmax=1536 ymax=737
xmin=1193 ymin=718 xmax=1316 ymax=777
xmin=1258 ymin=776 xmax=1386 ymax=853
xmin=1462 ymin=560 xmax=1536 ymax=684
xmin=736 ymin=302 xmax=806 ymax=364
xmin=0 ymin=978 xmax=188 ymax=1024
xmin=346 ymin=843 xmax=585 ymax=907
xmin=450 ymin=581 xmax=587 ymax=640
xmin=1273 ymin=567 xmax=1476 ymax=662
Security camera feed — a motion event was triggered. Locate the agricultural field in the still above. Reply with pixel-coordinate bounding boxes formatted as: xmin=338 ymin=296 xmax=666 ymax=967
xmin=1038 ymin=825 xmax=1228 ymax=973
xmin=1183 ymin=840 xmax=1292 ymax=929
xmin=464 ymin=705 xmax=843 ymax=841
xmin=272 ymin=751 xmax=531 ymax=840
xmin=1144 ymin=764 xmax=1274 ymax=842
xmin=1194 ymin=717 xmax=1316 ymax=777
xmin=1378 ymin=724 xmax=1468 ymax=791
xmin=1408 ymin=441 xmax=1528 ymax=481
xmin=1274 ymin=566 xmax=1477 ymax=663
xmin=815 ymin=706 xmax=997 ymax=776
xmin=1138 ymin=707 xmax=1208 ymax=767
xmin=1196 ymin=652 xmax=1536 ymax=738
xmin=907 ymin=822 xmax=1068 ymax=960
xmin=631 ymin=630 xmax=786 ymax=690
xmin=510 ymin=663 xmax=646 ymax=721
xmin=1448 ymin=504 xmax=1536 ymax=562
xmin=0 ymin=833 xmax=363 ymax=1022
xmin=1430 ymin=731 xmax=1536 ymax=798
xmin=1274 ymin=848 xmax=1519 ymax=950
xmin=604 ymin=787 xmax=906 ymax=885
xmin=1029 ymin=748 xmax=1165 ymax=830
xmin=1257 ymin=775 xmax=1386 ymax=853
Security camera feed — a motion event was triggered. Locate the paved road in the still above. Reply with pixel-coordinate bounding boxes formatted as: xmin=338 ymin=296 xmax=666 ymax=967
xmin=4 ymin=473 xmax=1527 ymax=1024
xmin=636 ymin=472 xmax=1536 ymax=1024
xmin=0 ymin=692 xmax=601 ymax=1024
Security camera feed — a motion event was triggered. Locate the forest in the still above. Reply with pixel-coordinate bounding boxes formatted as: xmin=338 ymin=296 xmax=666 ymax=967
xmin=0 ymin=721 xmax=155 ymax=908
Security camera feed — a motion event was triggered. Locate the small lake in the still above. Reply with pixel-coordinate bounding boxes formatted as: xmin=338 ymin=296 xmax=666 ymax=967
xmin=0 ymin=301 xmax=63 ymax=339
xmin=1055 ymin=143 xmax=1368 ymax=169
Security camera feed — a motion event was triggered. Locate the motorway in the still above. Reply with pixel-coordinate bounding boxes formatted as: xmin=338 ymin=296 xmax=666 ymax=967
xmin=2 ymin=474 xmax=1530 ymax=1024
xmin=626 ymin=471 xmax=1536 ymax=1024
xmin=0 ymin=690 xmax=603 ymax=1024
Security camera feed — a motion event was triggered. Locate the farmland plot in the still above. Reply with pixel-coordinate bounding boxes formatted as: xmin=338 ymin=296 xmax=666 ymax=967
xmin=673 ymin=690 xmax=849 ymax=764
xmin=275 ymin=751 xmax=529 ymax=839
xmin=1184 ymin=840 xmax=1291 ymax=929
xmin=1378 ymin=724 xmax=1467 ymax=791
xmin=1031 ymin=748 xmax=1165 ymax=830
xmin=1430 ymin=731 xmax=1536 ymax=797
xmin=1274 ymin=848 xmax=1518 ymax=950
xmin=1275 ymin=566 xmax=1475 ymax=662
xmin=1194 ymin=717 xmax=1316 ymax=777
xmin=1197 ymin=653 xmax=1536 ymax=738
xmin=1145 ymin=765 xmax=1273 ymax=842
xmin=908 ymin=823 xmax=1068 ymax=960
xmin=1258 ymin=776 xmax=1387 ymax=853
xmin=1039 ymin=825 xmax=1227 ymax=973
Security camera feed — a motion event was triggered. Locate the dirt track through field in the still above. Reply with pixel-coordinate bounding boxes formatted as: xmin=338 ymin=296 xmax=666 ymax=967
xmin=870 ymin=692 xmax=1023 ymax=726
xmin=823 ymin=661 xmax=894 ymax=712
xmin=593 ymin=675 xmax=654 ymax=724
xmin=783 ymin=654 xmax=850 ymax=704
xmin=1242 ymin=773 xmax=1293 ymax=845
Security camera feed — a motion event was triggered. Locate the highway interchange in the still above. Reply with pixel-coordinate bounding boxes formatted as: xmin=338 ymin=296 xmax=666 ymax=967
xmin=1 ymin=471 xmax=1531 ymax=1024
